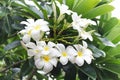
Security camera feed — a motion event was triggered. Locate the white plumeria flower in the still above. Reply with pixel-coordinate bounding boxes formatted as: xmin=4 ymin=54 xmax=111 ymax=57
xmin=19 ymin=19 xmax=49 ymax=43
xmin=56 ymin=43 xmax=76 ymax=65
xmin=72 ymin=12 xmax=95 ymax=29
xmin=34 ymin=45 xmax=59 ymax=73
xmin=71 ymin=12 xmax=94 ymax=41
xmin=25 ymin=42 xmax=42 ymax=57
xmin=55 ymin=1 xmax=72 ymax=15
xmin=73 ymin=41 xmax=93 ymax=66
xmin=78 ymin=29 xmax=93 ymax=41
xmin=36 ymin=41 xmax=59 ymax=56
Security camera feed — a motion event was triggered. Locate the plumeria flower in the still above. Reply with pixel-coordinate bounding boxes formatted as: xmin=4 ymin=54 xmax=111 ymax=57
xmin=73 ymin=41 xmax=93 ymax=66
xmin=19 ymin=19 xmax=49 ymax=43
xmin=78 ymin=29 xmax=94 ymax=41
xmin=72 ymin=12 xmax=95 ymax=29
xmin=34 ymin=53 xmax=58 ymax=73
xmin=71 ymin=12 xmax=95 ymax=41
xmin=25 ymin=42 xmax=42 ymax=57
xmin=36 ymin=41 xmax=59 ymax=56
xmin=56 ymin=43 xmax=76 ymax=65
xmin=55 ymin=1 xmax=72 ymax=15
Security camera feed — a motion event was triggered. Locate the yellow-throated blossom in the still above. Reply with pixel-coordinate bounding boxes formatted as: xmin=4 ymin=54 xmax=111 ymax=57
xmin=34 ymin=41 xmax=59 ymax=73
xmin=55 ymin=1 xmax=72 ymax=15
xmin=19 ymin=19 xmax=49 ymax=43
xmin=56 ymin=43 xmax=76 ymax=65
xmin=73 ymin=41 xmax=93 ymax=66
xmin=72 ymin=12 xmax=95 ymax=41
xmin=36 ymin=41 xmax=59 ymax=55
xmin=25 ymin=42 xmax=42 ymax=57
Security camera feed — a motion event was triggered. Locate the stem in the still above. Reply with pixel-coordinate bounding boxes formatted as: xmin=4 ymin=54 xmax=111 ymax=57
xmin=0 ymin=60 xmax=26 ymax=73
xmin=73 ymin=36 xmax=80 ymax=44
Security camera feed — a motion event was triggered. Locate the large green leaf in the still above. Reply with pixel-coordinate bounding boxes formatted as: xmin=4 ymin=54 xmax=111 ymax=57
xmin=73 ymin=0 xmax=101 ymax=14
xmin=99 ymin=45 xmax=120 ymax=63
xmin=20 ymin=59 xmax=33 ymax=79
xmin=32 ymin=0 xmax=48 ymax=19
xmin=13 ymin=1 xmax=41 ymax=19
xmin=64 ymin=64 xmax=77 ymax=80
xmin=89 ymin=44 xmax=106 ymax=58
xmin=101 ymin=63 xmax=120 ymax=75
xmin=103 ymin=17 xmax=119 ymax=35
xmin=66 ymin=0 xmax=74 ymax=9
xmin=78 ymin=64 xmax=97 ymax=80
xmin=83 ymin=4 xmax=114 ymax=19
xmin=106 ymin=22 xmax=120 ymax=43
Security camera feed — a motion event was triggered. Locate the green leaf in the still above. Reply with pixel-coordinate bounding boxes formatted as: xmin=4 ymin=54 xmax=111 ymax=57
xmin=32 ymin=0 xmax=48 ymax=19
xmin=73 ymin=0 xmax=101 ymax=14
xmin=103 ymin=17 xmax=119 ymax=35
xmin=99 ymin=45 xmax=120 ymax=63
xmin=98 ymin=37 xmax=115 ymax=47
xmin=101 ymin=63 xmax=120 ymax=75
xmin=20 ymin=59 xmax=33 ymax=78
xmin=35 ymin=72 xmax=48 ymax=80
xmin=107 ymin=45 xmax=120 ymax=57
xmin=13 ymin=1 xmax=41 ymax=19
xmin=83 ymin=4 xmax=114 ymax=19
xmin=89 ymin=45 xmax=106 ymax=58
xmin=106 ymin=22 xmax=120 ymax=43
xmin=66 ymin=0 xmax=74 ymax=9
xmin=64 ymin=64 xmax=76 ymax=80
xmin=79 ymin=64 xmax=97 ymax=80
xmin=4 ymin=40 xmax=21 ymax=51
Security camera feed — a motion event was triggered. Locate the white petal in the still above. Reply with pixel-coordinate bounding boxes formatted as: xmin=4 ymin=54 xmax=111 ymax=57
xmin=20 ymin=21 xmax=29 ymax=26
xmin=50 ymin=58 xmax=58 ymax=67
xmin=43 ymin=62 xmax=53 ymax=73
xmin=27 ymin=19 xmax=34 ymax=24
xmin=74 ymin=44 xmax=82 ymax=51
xmin=36 ymin=41 xmax=46 ymax=47
xmin=82 ymin=41 xmax=88 ymax=48
xmin=27 ymin=49 xmax=35 ymax=56
xmin=66 ymin=46 xmax=77 ymax=56
xmin=72 ymin=12 xmax=79 ymax=22
xmin=69 ymin=56 xmax=75 ymax=63
xmin=60 ymin=57 xmax=68 ymax=65
xmin=50 ymin=48 xmax=60 ymax=57
xmin=25 ymin=42 xmax=36 ymax=49
xmin=75 ymin=57 xmax=84 ymax=66
xmin=57 ymin=44 xmax=65 ymax=52
xmin=48 ymin=41 xmax=56 ymax=48
xmin=41 ymin=51 xmax=50 ymax=55
xmin=35 ymin=59 xmax=44 ymax=69
xmin=83 ymin=56 xmax=92 ymax=64
xmin=31 ymin=30 xmax=41 ymax=41
xmin=40 ymin=25 xmax=50 ymax=32
xmin=22 ymin=34 xmax=30 ymax=43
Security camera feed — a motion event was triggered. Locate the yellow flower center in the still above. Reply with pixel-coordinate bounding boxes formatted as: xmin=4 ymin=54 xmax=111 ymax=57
xmin=78 ymin=51 xmax=83 ymax=57
xmin=62 ymin=52 xmax=67 ymax=57
xmin=44 ymin=46 xmax=49 ymax=51
xmin=34 ymin=25 xmax=41 ymax=30
xmin=35 ymin=50 xmax=40 ymax=53
xmin=28 ymin=30 xmax=32 ymax=36
xmin=43 ymin=55 xmax=50 ymax=62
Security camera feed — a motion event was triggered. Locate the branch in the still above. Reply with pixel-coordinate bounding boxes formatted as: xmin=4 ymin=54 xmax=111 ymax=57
xmin=0 ymin=60 xmax=26 ymax=73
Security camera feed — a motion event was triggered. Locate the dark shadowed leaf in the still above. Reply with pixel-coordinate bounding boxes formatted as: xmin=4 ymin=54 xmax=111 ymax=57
xmin=78 ymin=64 xmax=97 ymax=80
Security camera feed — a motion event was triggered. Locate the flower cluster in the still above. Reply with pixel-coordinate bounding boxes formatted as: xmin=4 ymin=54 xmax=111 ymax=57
xmin=19 ymin=1 xmax=95 ymax=73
